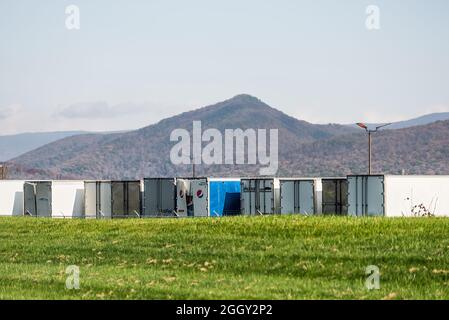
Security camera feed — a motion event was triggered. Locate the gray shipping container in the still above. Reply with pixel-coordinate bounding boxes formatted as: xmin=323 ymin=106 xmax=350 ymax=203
xmin=84 ymin=180 xmax=141 ymax=218
xmin=241 ymin=178 xmax=280 ymax=215
xmin=23 ymin=181 xmax=52 ymax=217
xmin=279 ymin=179 xmax=318 ymax=215
xmin=143 ymin=178 xmax=176 ymax=217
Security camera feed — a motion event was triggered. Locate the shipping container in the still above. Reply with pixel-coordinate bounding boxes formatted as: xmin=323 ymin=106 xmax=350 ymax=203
xmin=241 ymin=178 xmax=280 ymax=215
xmin=347 ymin=175 xmax=449 ymax=217
xmin=84 ymin=180 xmax=141 ymax=218
xmin=24 ymin=180 xmax=84 ymax=218
xmin=321 ymin=178 xmax=348 ymax=215
xmin=143 ymin=178 xmax=176 ymax=217
xmin=0 ymin=180 xmax=25 ymax=216
xmin=209 ymin=178 xmax=241 ymax=217
xmin=175 ymin=177 xmax=241 ymax=217
xmin=279 ymin=178 xmax=321 ymax=215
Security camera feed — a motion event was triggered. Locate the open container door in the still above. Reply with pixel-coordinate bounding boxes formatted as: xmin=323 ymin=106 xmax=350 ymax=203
xmin=280 ymin=179 xmax=315 ymax=215
xmin=176 ymin=179 xmax=190 ymax=217
xmin=127 ymin=181 xmax=141 ymax=218
xmin=35 ymin=181 xmax=52 ymax=217
xmin=144 ymin=178 xmax=176 ymax=217
xmin=366 ymin=176 xmax=384 ymax=216
xmin=111 ymin=181 xmax=125 ymax=218
xmin=258 ymin=179 xmax=275 ymax=214
xmin=241 ymin=179 xmax=256 ymax=215
xmin=209 ymin=180 xmax=241 ymax=217
xmin=191 ymin=178 xmax=208 ymax=217
xmin=348 ymin=175 xmax=384 ymax=216
xmin=298 ymin=180 xmax=315 ymax=215
xmin=322 ymin=179 xmax=348 ymax=215
xmin=23 ymin=182 xmax=37 ymax=216
xmin=99 ymin=181 xmax=112 ymax=218
xmin=84 ymin=181 xmax=98 ymax=219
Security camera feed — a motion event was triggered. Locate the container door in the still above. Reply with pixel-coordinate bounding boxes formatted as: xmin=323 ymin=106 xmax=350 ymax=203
xmin=160 ymin=179 xmax=176 ymax=216
xmin=176 ymin=179 xmax=190 ymax=217
xmin=36 ymin=182 xmax=51 ymax=217
xmin=280 ymin=181 xmax=295 ymax=214
xmin=143 ymin=179 xmax=157 ymax=216
xmin=258 ymin=179 xmax=273 ymax=214
xmin=241 ymin=180 xmax=255 ymax=215
xmin=322 ymin=179 xmax=337 ymax=215
xmin=127 ymin=181 xmax=141 ymax=217
xmin=366 ymin=176 xmax=384 ymax=216
xmin=111 ymin=181 xmax=125 ymax=218
xmin=209 ymin=181 xmax=222 ymax=217
xmin=84 ymin=182 xmax=97 ymax=219
xmin=298 ymin=180 xmax=314 ymax=214
xmin=99 ymin=182 xmax=111 ymax=218
xmin=221 ymin=181 xmax=240 ymax=216
xmin=347 ymin=176 xmax=358 ymax=216
xmin=23 ymin=182 xmax=36 ymax=216
xmin=339 ymin=180 xmax=348 ymax=215
xmin=322 ymin=179 xmax=347 ymax=215
xmin=192 ymin=179 xmax=208 ymax=217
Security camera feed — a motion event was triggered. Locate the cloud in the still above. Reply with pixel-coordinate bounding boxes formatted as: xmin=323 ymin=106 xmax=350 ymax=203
xmin=0 ymin=104 xmax=23 ymax=119
xmin=56 ymin=101 xmax=151 ymax=119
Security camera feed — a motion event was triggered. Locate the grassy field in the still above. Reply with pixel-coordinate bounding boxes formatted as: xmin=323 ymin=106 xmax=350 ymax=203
xmin=0 ymin=215 xmax=449 ymax=299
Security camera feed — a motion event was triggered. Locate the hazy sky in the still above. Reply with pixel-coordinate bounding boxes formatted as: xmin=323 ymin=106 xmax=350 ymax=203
xmin=1 ymin=0 xmax=448 ymax=134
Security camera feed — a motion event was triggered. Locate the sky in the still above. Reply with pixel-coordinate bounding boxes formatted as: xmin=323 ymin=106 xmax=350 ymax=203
xmin=1 ymin=0 xmax=448 ymax=135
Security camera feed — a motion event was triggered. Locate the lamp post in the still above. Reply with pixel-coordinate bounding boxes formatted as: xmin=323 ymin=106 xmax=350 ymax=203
xmin=356 ymin=122 xmax=392 ymax=175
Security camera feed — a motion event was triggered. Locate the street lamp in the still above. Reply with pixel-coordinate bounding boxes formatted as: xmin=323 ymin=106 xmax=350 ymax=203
xmin=356 ymin=122 xmax=392 ymax=175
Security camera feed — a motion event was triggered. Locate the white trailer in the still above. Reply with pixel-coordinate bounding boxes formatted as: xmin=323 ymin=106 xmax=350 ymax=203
xmin=0 ymin=180 xmax=25 ymax=216
xmin=348 ymin=175 xmax=449 ymax=217
xmin=279 ymin=178 xmax=321 ymax=215
xmin=241 ymin=178 xmax=280 ymax=215
xmin=84 ymin=180 xmax=141 ymax=219
xmin=24 ymin=180 xmax=84 ymax=218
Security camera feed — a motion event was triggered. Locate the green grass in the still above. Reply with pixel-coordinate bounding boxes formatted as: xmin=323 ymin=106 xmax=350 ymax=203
xmin=1 ymin=215 xmax=449 ymax=299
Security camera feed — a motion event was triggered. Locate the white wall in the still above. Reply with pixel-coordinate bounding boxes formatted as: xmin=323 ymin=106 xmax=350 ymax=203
xmin=0 ymin=180 xmax=24 ymax=216
xmin=51 ymin=181 xmax=85 ymax=218
xmin=385 ymin=176 xmax=449 ymax=217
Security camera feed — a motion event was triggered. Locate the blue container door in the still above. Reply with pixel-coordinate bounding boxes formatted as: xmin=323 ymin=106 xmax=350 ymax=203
xmin=209 ymin=181 xmax=241 ymax=217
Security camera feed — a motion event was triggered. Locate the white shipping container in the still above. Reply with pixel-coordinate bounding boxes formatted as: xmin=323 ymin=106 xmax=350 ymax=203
xmin=279 ymin=178 xmax=321 ymax=215
xmin=24 ymin=180 xmax=84 ymax=218
xmin=348 ymin=175 xmax=449 ymax=217
xmin=0 ymin=180 xmax=25 ymax=216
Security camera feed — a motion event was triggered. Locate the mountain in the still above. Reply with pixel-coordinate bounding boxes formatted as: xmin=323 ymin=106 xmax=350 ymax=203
xmin=347 ymin=112 xmax=449 ymax=130
xmin=0 ymin=131 xmax=86 ymax=161
xmin=7 ymin=94 xmax=355 ymax=179
xmin=6 ymin=95 xmax=449 ymax=179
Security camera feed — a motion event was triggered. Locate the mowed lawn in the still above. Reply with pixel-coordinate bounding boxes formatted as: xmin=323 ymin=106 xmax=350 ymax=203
xmin=0 ymin=216 xmax=449 ymax=299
